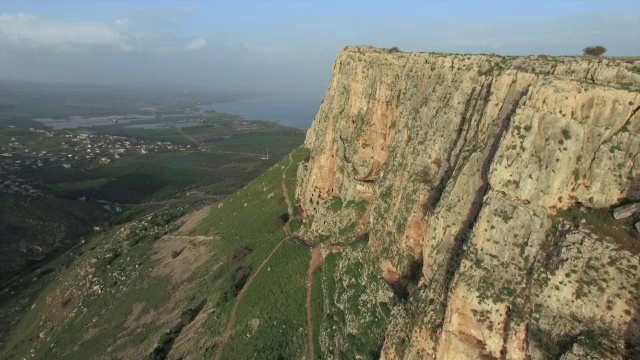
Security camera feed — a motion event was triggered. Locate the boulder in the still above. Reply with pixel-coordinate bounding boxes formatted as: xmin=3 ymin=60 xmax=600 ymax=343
xmin=613 ymin=203 xmax=640 ymax=220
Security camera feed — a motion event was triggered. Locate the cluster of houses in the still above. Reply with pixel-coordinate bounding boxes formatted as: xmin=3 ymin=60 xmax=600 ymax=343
xmin=0 ymin=129 xmax=193 ymax=196
xmin=0 ymin=173 xmax=44 ymax=196
xmin=57 ymin=133 xmax=192 ymax=164
xmin=229 ymin=119 xmax=266 ymax=131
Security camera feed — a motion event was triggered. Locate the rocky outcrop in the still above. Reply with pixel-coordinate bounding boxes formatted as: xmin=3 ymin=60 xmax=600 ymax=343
xmin=613 ymin=203 xmax=640 ymax=220
xmin=296 ymin=46 xmax=640 ymax=359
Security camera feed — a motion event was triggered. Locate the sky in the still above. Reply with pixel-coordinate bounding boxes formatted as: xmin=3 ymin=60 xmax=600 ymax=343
xmin=1 ymin=0 xmax=639 ymax=98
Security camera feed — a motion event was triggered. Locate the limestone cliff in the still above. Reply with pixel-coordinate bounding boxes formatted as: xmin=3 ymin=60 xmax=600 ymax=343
xmin=296 ymin=46 xmax=640 ymax=359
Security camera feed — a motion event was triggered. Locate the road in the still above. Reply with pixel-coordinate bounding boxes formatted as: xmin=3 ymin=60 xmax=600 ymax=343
xmin=118 ymin=194 xmax=225 ymax=207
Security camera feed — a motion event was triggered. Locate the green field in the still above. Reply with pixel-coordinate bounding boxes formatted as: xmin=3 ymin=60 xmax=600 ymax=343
xmin=4 ymin=115 xmax=304 ymax=203
xmin=90 ymin=125 xmax=191 ymax=144
xmin=223 ymin=241 xmax=309 ymax=359
xmin=48 ymin=178 xmax=112 ymax=192
xmin=20 ymin=164 xmax=99 ymax=184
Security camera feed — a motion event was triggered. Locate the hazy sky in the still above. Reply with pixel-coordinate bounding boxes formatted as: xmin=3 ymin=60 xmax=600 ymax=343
xmin=1 ymin=0 xmax=639 ymax=97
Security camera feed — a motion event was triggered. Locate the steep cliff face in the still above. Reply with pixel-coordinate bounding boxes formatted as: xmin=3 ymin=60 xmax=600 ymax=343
xmin=296 ymin=46 xmax=640 ymax=359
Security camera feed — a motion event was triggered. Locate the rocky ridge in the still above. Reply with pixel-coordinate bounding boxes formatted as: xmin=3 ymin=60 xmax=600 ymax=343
xmin=295 ymin=46 xmax=640 ymax=359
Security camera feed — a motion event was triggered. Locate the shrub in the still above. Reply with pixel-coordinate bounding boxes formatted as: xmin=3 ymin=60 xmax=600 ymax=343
xmin=272 ymin=213 xmax=289 ymax=226
xmin=418 ymin=167 xmax=433 ymax=185
xmin=388 ymin=46 xmax=401 ymax=53
xmin=230 ymin=246 xmax=252 ymax=263
xmin=328 ymin=196 xmax=344 ymax=211
xmin=170 ymin=248 xmax=184 ymax=259
xmin=288 ymin=218 xmax=301 ymax=233
xmin=583 ymin=46 xmax=607 ymax=57
xmin=232 ymin=265 xmax=252 ymax=296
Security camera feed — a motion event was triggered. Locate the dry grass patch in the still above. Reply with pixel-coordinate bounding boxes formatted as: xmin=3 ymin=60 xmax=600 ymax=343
xmin=152 ymin=235 xmax=215 ymax=283
xmin=165 ymin=307 xmax=213 ymax=359
xmin=176 ymin=205 xmax=212 ymax=235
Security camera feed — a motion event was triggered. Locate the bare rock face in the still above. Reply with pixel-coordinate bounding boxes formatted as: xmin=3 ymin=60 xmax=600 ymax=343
xmin=296 ymin=46 xmax=640 ymax=359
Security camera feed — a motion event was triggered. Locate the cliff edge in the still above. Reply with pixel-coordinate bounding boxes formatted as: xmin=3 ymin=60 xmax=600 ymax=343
xmin=296 ymin=46 xmax=640 ymax=359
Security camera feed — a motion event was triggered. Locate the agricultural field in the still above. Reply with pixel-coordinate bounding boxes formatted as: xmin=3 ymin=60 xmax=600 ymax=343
xmin=3 ymin=110 xmax=304 ymax=202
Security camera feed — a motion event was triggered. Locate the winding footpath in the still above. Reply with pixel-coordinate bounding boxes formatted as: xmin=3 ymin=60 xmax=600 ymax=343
xmin=281 ymin=152 xmax=295 ymax=233
xmin=176 ymin=126 xmax=200 ymax=148
xmin=306 ymin=248 xmax=322 ymax=360
xmin=214 ymin=237 xmax=288 ymax=360
xmin=281 ymin=153 xmax=319 ymax=360
xmin=215 ymin=151 xmax=339 ymax=360
xmin=215 ymin=153 xmax=296 ymax=360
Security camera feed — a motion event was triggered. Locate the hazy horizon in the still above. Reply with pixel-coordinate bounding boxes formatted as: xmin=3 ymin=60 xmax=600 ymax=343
xmin=1 ymin=0 xmax=639 ymax=98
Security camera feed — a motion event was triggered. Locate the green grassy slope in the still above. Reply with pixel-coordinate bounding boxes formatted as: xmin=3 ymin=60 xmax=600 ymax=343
xmin=0 ymin=147 xmax=312 ymax=360
xmin=188 ymin=146 xmax=311 ymax=358
xmin=1 ymin=144 xmax=397 ymax=360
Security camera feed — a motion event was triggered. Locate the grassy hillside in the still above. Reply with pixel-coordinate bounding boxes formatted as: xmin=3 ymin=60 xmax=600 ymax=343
xmin=0 ymin=147 xmax=311 ymax=359
xmin=1 ymin=145 xmax=395 ymax=359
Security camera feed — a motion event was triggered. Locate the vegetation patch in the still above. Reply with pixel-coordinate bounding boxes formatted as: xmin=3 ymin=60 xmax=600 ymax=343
xmin=328 ymin=196 xmax=344 ymax=211
xmin=557 ymin=205 xmax=639 ymax=255
xmin=148 ymin=300 xmax=206 ymax=360
xmin=230 ymin=246 xmax=252 ymax=264
xmin=220 ymin=241 xmax=309 ymax=359
xmin=231 ymin=266 xmax=252 ymax=296
xmin=316 ymin=244 xmax=391 ymax=358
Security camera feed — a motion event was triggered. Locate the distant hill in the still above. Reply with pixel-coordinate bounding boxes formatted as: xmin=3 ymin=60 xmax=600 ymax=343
xmin=0 ymin=194 xmax=107 ymax=275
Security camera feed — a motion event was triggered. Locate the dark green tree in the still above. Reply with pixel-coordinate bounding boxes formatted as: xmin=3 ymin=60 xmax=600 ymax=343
xmin=583 ymin=46 xmax=607 ymax=56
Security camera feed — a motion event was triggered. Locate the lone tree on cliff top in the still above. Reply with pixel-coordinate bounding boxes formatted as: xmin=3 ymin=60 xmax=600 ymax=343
xmin=583 ymin=45 xmax=607 ymax=56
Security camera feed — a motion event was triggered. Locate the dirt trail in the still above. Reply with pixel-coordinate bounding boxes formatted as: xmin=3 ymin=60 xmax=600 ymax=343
xmin=281 ymin=151 xmax=324 ymax=360
xmin=120 ymin=194 xmax=222 ymax=207
xmin=212 ymin=150 xmax=270 ymax=158
xmin=281 ymin=151 xmax=320 ymax=360
xmin=177 ymin=127 xmax=200 ymax=148
xmin=214 ymin=237 xmax=287 ymax=360
xmin=216 ymin=150 xmax=346 ymax=360
xmin=306 ymin=248 xmax=323 ymax=360
xmin=215 ymin=153 xmax=297 ymax=359
xmin=281 ymin=152 xmax=295 ymax=235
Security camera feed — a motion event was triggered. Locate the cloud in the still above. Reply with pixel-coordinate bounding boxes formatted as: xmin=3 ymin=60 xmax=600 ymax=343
xmin=114 ymin=18 xmax=130 ymax=28
xmin=0 ymin=12 xmax=207 ymax=54
xmin=0 ymin=13 xmax=132 ymax=51
xmin=185 ymin=37 xmax=207 ymax=51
